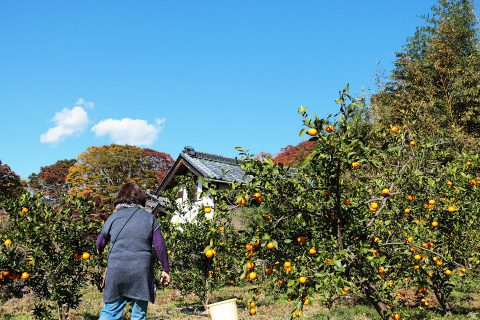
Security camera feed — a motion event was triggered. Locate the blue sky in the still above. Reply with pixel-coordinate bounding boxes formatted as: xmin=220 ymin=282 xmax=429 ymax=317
xmin=1 ymin=1 xmax=475 ymax=178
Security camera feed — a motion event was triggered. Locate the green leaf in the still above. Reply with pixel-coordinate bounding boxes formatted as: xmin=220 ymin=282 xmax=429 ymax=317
xmin=334 ymin=259 xmax=343 ymax=268
xmin=262 ymin=233 xmax=271 ymax=240
xmin=264 ymin=158 xmax=275 ymax=167
xmin=272 ymin=240 xmax=278 ymax=248
xmin=298 ymin=106 xmax=307 ymax=115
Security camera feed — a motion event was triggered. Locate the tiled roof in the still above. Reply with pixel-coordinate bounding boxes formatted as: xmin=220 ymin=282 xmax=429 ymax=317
xmin=156 ymin=146 xmax=246 ymax=193
xmin=181 ymin=146 xmax=245 ymax=183
xmin=145 ymin=191 xmax=169 ymax=215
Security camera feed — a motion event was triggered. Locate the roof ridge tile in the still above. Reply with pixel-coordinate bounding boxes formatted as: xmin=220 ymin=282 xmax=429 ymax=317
xmin=182 ymin=146 xmax=239 ymax=165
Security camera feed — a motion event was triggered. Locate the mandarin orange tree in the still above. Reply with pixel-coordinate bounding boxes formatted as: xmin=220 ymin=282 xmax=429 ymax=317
xmin=0 ymin=193 xmax=101 ymax=319
xmin=0 ymin=234 xmax=32 ymax=302
xmin=229 ymin=85 xmax=396 ymax=319
xmin=352 ymin=123 xmax=480 ymax=317
xmin=376 ymin=144 xmax=480 ymax=316
xmin=157 ymin=174 xmax=243 ymax=311
xmin=227 ymin=85 xmax=479 ymax=319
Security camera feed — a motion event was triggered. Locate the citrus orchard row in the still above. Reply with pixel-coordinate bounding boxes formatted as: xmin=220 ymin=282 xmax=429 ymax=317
xmin=0 ymin=195 xmax=100 ymax=319
xmin=199 ymin=86 xmax=479 ymax=319
xmin=0 ymin=89 xmax=478 ymax=320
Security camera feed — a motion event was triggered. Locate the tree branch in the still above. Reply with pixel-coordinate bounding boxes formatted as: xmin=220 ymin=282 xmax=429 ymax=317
xmin=379 ymin=242 xmax=465 ymax=268
xmin=366 ymin=154 xmax=415 ymax=227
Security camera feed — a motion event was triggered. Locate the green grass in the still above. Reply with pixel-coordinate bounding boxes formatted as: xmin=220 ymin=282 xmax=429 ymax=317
xmin=310 ymin=304 xmax=381 ymax=320
xmin=1 ymin=279 xmax=479 ymax=319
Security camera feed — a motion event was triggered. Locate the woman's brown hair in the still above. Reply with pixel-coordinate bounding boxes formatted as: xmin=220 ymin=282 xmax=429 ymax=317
xmin=114 ymin=182 xmax=146 ymax=207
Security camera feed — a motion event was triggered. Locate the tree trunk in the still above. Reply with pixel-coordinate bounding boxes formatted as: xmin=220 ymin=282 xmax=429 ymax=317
xmin=334 ymin=161 xmax=344 ymax=250
xmin=433 ymin=285 xmax=452 ymax=316
xmin=202 ymin=299 xmax=209 ymax=313
xmin=336 ymin=215 xmax=344 ymax=250
xmin=363 ymin=283 xmax=392 ymax=320
xmin=202 ymin=276 xmax=210 ymax=311
xmin=56 ymin=302 xmax=66 ymax=320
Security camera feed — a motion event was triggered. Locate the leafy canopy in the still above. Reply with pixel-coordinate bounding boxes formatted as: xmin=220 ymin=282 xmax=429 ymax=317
xmin=66 ymin=144 xmax=173 ymax=212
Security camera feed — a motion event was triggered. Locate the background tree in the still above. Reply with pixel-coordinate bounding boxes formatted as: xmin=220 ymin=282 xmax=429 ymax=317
xmin=142 ymin=148 xmax=174 ymax=183
xmin=273 ymin=141 xmax=315 ymax=167
xmin=65 ymin=145 xmax=173 ymax=217
xmin=371 ymin=0 xmax=480 ymax=148
xmin=28 ymin=159 xmax=76 ymax=199
xmin=0 ymin=160 xmax=23 ymax=202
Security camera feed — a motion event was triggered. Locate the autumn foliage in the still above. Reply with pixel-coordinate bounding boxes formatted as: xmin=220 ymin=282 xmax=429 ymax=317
xmin=142 ymin=148 xmax=174 ymax=182
xmin=0 ymin=160 xmax=23 ymax=202
xmin=28 ymin=159 xmax=76 ymax=199
xmin=273 ymin=141 xmax=315 ymax=167
xmin=65 ymin=144 xmax=173 ymax=217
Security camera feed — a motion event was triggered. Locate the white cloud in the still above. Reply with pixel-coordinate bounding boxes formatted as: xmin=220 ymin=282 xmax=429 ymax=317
xmin=155 ymin=118 xmax=166 ymax=126
xmin=76 ymin=98 xmax=95 ymax=109
xmin=40 ymin=103 xmax=89 ymax=144
xmin=91 ymin=118 xmax=165 ymax=146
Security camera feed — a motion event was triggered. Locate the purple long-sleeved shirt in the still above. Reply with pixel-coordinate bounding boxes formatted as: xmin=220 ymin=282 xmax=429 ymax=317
xmin=96 ymin=229 xmax=170 ymax=273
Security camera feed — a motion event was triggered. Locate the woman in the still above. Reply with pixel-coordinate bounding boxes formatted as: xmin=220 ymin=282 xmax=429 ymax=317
xmin=96 ymin=182 xmax=171 ymax=320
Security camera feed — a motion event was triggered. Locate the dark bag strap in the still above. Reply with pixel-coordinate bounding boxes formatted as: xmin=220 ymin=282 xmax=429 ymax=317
xmin=107 ymin=207 xmax=141 ymax=259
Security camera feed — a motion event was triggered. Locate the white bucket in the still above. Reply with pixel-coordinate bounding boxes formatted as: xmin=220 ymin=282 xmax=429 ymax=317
xmin=207 ymin=298 xmax=239 ymax=320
